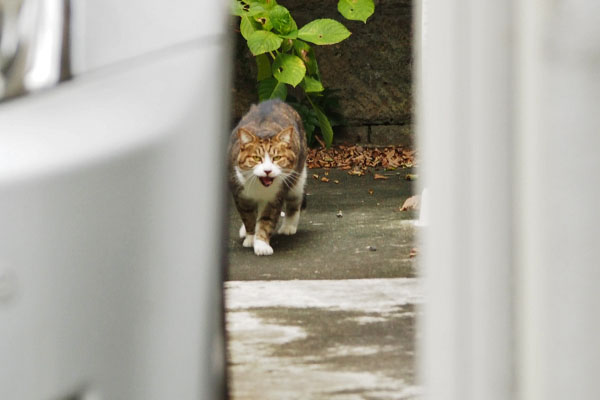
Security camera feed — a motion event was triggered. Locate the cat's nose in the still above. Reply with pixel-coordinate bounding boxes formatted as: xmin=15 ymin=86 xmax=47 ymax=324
xmin=263 ymin=169 xmax=272 ymax=176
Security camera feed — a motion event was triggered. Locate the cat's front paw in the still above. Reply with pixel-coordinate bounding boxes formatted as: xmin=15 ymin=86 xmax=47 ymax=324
xmin=253 ymin=239 xmax=273 ymax=256
xmin=242 ymin=234 xmax=254 ymax=247
xmin=278 ymin=223 xmax=297 ymax=235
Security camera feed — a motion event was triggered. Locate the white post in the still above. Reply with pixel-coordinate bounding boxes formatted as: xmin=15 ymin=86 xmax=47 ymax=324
xmin=419 ymin=0 xmax=515 ymax=399
xmin=517 ymin=1 xmax=600 ymax=399
xmin=421 ymin=0 xmax=600 ymax=399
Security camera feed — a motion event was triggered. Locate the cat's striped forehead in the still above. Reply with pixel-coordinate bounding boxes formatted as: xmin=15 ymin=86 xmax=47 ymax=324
xmin=237 ymin=130 xmax=296 ymax=170
xmin=240 ymin=122 xmax=292 ymax=139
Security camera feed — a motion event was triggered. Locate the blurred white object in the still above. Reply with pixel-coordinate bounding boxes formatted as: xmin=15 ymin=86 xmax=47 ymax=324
xmin=0 ymin=1 xmax=230 ymax=399
xmin=517 ymin=2 xmax=600 ymax=399
xmin=0 ymin=0 xmax=71 ymax=99
xmin=418 ymin=0 xmax=600 ymax=399
xmin=415 ymin=187 xmax=429 ymax=227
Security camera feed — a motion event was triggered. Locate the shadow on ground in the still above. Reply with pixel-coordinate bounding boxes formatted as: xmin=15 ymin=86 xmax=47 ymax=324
xmin=227 ymin=168 xmax=418 ymax=281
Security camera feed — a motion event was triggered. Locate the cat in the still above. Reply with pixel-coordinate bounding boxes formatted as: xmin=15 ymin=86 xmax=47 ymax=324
xmin=228 ymin=99 xmax=308 ymax=256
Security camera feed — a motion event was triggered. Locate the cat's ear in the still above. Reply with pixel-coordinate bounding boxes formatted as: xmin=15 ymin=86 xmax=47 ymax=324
xmin=238 ymin=128 xmax=257 ymax=145
xmin=275 ymin=126 xmax=294 ymax=144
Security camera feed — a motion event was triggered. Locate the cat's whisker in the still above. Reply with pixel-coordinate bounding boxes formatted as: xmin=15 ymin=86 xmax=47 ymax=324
xmin=280 ymin=173 xmax=293 ymax=184
xmin=281 ymin=177 xmax=294 ymax=190
xmin=249 ymin=175 xmax=259 ymax=187
xmin=285 ymin=169 xmax=301 ymax=177
xmin=281 ymin=172 xmax=298 ymax=184
xmin=283 ymin=175 xmax=300 ymax=191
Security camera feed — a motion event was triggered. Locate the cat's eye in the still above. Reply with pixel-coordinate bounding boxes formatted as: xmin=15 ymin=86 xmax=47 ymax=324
xmin=272 ymin=156 xmax=281 ymax=161
xmin=253 ymin=156 xmax=261 ymax=162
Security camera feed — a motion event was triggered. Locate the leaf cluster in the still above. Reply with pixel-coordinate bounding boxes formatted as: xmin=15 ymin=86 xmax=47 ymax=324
xmin=233 ymin=0 xmax=374 ymax=147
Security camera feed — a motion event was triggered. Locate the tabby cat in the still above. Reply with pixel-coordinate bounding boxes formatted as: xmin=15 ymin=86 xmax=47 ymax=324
xmin=228 ymin=99 xmax=308 ymax=256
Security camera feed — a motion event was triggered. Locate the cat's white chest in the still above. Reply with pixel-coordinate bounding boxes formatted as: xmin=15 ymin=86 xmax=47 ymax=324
xmin=236 ymin=167 xmax=282 ymax=203
xmin=241 ymin=180 xmax=281 ymax=203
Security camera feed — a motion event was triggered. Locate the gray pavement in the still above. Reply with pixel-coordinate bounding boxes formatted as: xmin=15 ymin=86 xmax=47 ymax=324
xmin=227 ymin=168 xmax=418 ymax=281
xmin=225 ymin=167 xmax=422 ymax=400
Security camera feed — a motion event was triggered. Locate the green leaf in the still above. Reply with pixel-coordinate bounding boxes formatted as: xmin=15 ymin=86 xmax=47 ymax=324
xmin=258 ymin=77 xmax=287 ymax=101
xmin=255 ymin=54 xmax=272 ymax=81
xmin=245 ymin=0 xmax=277 ymax=16
xmin=302 ymin=76 xmax=324 ymax=93
xmin=254 ymin=0 xmax=277 ymax=9
xmin=293 ymin=39 xmax=310 ymax=58
xmin=272 ymin=54 xmax=306 ymax=87
xmin=247 ymin=30 xmax=283 ymax=55
xmin=293 ymin=40 xmax=320 ymax=77
xmin=279 ymin=30 xmax=298 ymax=39
xmin=337 ymin=0 xmax=375 ymax=23
xmin=247 ymin=4 xmax=274 ymax=30
xmin=269 ymin=5 xmax=297 ymax=35
xmin=246 ymin=3 xmax=266 ymax=16
xmin=305 ymin=122 xmax=315 ymax=145
xmin=317 ymin=114 xmax=334 ymax=147
xmin=232 ymin=0 xmax=247 ymax=16
xmin=298 ymin=19 xmax=351 ymax=45
xmin=310 ymin=100 xmax=334 ymax=147
xmin=240 ymin=16 xmax=259 ymax=40
xmin=289 ymin=101 xmax=318 ymax=145
xmin=254 ymin=14 xmax=273 ymax=31
xmin=281 ymin=38 xmax=294 ymax=52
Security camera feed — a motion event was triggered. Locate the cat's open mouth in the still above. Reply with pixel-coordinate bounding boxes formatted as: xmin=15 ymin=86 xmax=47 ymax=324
xmin=259 ymin=176 xmax=274 ymax=187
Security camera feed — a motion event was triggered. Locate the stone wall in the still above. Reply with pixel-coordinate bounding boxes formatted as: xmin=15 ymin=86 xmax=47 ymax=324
xmin=231 ymin=0 xmax=413 ymax=146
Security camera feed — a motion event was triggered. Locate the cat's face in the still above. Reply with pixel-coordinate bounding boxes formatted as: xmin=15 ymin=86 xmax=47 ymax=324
xmin=236 ymin=127 xmax=296 ymax=187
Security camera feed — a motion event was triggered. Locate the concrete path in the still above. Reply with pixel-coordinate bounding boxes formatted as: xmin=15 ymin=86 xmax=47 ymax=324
xmin=225 ymin=168 xmax=422 ymax=400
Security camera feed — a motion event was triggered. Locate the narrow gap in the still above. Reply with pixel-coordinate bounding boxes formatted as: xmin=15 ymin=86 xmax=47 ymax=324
xmin=226 ymin=1 xmax=420 ymax=398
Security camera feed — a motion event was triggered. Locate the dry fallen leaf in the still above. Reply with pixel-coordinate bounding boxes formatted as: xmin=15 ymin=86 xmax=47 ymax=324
xmin=348 ymin=169 xmax=365 ymax=176
xmin=368 ymin=189 xmax=374 ymax=195
xmin=307 ymin=145 xmax=416 ymax=171
xmin=400 ymin=195 xmax=421 ymax=211
xmin=321 ymin=177 xmax=330 ymax=183
xmin=409 ymin=248 xmax=419 ymax=258
xmin=312 ymin=174 xmax=319 ymax=180
xmin=334 ymin=180 xmax=340 ymax=184
xmin=373 ymin=173 xmax=389 ymax=180
xmin=405 ymin=174 xmax=418 ymax=181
